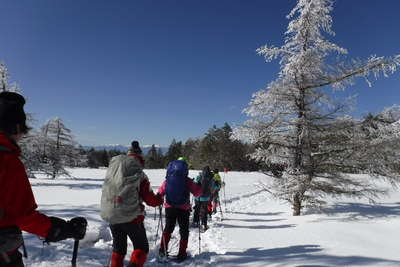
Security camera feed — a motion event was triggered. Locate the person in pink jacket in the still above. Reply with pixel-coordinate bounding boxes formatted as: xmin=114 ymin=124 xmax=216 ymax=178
xmin=157 ymin=157 xmax=202 ymax=261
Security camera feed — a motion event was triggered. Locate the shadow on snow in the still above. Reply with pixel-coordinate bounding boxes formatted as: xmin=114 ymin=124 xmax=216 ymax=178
xmin=37 ymin=204 xmax=103 ymax=223
xmin=217 ymin=222 xmax=295 ymax=230
xmin=210 ymin=245 xmax=400 ymax=266
xmin=225 ymin=189 xmax=265 ymax=204
xmin=307 ymin=202 xmax=400 ymax=221
xmin=229 ymin=211 xmax=284 ymax=217
xmin=31 ymin=182 xmax=102 ymax=190
xmin=226 ymin=218 xmax=285 ymax=223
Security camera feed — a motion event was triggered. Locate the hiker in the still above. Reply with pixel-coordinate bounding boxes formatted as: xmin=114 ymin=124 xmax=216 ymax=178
xmin=0 ymin=91 xmax=87 ymax=267
xmin=100 ymin=140 xmax=163 ymax=267
xmin=211 ymin=168 xmax=222 ymax=215
xmin=157 ymin=157 xmax=202 ymax=261
xmin=192 ymin=166 xmax=220 ymax=231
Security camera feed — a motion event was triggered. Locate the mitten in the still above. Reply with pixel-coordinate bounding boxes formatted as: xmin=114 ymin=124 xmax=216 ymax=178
xmin=45 ymin=216 xmax=87 ymax=242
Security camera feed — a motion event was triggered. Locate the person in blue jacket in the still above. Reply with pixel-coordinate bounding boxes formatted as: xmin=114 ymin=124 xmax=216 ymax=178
xmin=192 ymin=166 xmax=220 ymax=231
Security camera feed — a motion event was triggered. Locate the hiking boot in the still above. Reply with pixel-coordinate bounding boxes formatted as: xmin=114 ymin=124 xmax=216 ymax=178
xmin=191 ymin=221 xmax=199 ymax=228
xmin=201 ymin=225 xmax=209 ymax=232
xmin=129 ymin=249 xmax=147 ymax=267
xmin=110 ymin=252 xmax=124 ymax=267
xmin=158 ymin=231 xmax=171 ymax=257
xmin=176 ymin=239 xmax=188 ymax=262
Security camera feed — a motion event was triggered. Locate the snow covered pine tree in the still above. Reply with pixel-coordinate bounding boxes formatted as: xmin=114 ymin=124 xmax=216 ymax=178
xmin=39 ymin=117 xmax=78 ymax=178
xmin=234 ymin=0 xmax=400 ymax=215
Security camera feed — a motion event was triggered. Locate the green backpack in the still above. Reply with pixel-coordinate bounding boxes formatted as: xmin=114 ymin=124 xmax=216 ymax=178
xmin=100 ymin=155 xmax=144 ymax=224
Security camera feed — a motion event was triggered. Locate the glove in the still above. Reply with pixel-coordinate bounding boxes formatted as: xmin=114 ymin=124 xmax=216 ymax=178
xmin=69 ymin=217 xmax=87 ymax=240
xmin=46 ymin=217 xmax=87 ymax=242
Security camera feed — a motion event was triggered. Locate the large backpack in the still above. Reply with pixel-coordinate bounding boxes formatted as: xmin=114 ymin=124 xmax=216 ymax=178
xmin=200 ymin=167 xmax=214 ymax=198
xmin=165 ymin=160 xmax=189 ymax=206
xmin=100 ymin=155 xmax=144 ymax=224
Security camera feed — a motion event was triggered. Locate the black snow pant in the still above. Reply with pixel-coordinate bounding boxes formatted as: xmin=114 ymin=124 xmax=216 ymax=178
xmin=110 ymin=221 xmax=149 ymax=255
xmin=0 ymin=251 xmax=24 ymax=267
xmin=163 ymin=207 xmax=190 ymax=240
xmin=193 ymin=200 xmax=209 ymax=227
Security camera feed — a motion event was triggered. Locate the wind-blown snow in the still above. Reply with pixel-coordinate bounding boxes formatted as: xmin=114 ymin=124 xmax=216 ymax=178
xmin=23 ymin=168 xmax=400 ymax=266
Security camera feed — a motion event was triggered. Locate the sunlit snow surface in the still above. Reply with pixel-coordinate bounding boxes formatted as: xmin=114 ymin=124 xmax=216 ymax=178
xmin=23 ymin=168 xmax=400 ymax=266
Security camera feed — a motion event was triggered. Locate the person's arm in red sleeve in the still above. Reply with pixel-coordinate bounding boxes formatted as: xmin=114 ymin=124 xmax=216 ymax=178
xmin=1 ymin=146 xmax=86 ymax=243
xmin=139 ymin=178 xmax=163 ymax=207
xmin=10 ymin=158 xmax=52 ymax=238
xmin=17 ymin=209 xmax=52 ymax=238
xmin=187 ymin=178 xmax=202 ymax=197
xmin=158 ymin=180 xmax=166 ymax=197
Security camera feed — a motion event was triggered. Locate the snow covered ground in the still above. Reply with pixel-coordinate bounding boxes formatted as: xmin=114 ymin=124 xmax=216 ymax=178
xmin=23 ymin=168 xmax=400 ymax=266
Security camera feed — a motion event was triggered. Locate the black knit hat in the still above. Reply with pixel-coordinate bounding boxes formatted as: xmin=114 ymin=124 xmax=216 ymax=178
xmin=131 ymin=140 xmax=142 ymax=154
xmin=0 ymin=91 xmax=28 ymax=135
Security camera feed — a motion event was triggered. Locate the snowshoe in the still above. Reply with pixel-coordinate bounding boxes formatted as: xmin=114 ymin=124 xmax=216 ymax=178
xmin=157 ymin=253 xmax=168 ymax=263
xmin=200 ymin=225 xmax=209 ymax=233
xmin=157 ymin=253 xmax=192 ymax=264
xmin=157 ymin=248 xmax=168 ymax=263
xmin=169 ymin=253 xmax=192 ymax=263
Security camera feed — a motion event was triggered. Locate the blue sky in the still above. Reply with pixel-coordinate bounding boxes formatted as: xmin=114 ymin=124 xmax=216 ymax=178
xmin=1 ymin=0 xmax=399 ymax=146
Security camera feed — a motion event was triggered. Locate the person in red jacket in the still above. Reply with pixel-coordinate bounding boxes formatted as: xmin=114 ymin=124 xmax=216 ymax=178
xmin=0 ymin=91 xmax=87 ymax=266
xmin=104 ymin=141 xmax=163 ymax=267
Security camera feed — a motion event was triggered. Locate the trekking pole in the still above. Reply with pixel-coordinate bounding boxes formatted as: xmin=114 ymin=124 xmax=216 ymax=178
xmin=159 ymin=206 xmax=168 ymax=257
xmin=154 ymin=206 xmax=162 ymax=246
xmin=223 ymin=172 xmax=227 ymax=212
xmin=71 ymin=239 xmax=79 ymax=267
xmin=198 ymin=219 xmax=201 ymax=255
xmin=218 ymin=199 xmax=223 ymax=221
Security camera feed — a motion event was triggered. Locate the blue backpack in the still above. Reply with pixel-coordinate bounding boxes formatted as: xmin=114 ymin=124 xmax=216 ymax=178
xmin=165 ymin=160 xmax=189 ymax=206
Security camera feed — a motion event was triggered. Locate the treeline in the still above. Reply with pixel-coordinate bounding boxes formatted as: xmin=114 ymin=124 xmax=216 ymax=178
xmin=85 ymin=123 xmax=259 ymax=171
xmin=86 ymin=149 xmax=124 ymax=168
xmin=145 ymin=123 xmax=259 ymax=171
xmin=20 ymin=116 xmax=258 ymax=178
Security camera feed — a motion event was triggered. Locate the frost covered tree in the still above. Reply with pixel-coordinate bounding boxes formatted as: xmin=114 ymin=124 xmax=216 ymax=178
xmin=0 ymin=62 xmax=20 ymax=92
xmin=355 ymin=105 xmax=400 ymax=174
xmin=0 ymin=62 xmax=9 ymax=92
xmin=19 ymin=126 xmax=43 ymax=178
xmin=40 ymin=117 xmax=78 ymax=178
xmin=234 ymin=0 xmax=400 ymax=215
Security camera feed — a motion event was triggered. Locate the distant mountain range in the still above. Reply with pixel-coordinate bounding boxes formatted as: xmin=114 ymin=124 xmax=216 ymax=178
xmin=83 ymin=144 xmax=168 ymax=155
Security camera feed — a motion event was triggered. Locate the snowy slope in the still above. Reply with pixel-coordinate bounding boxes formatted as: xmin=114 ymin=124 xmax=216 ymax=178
xmin=23 ymin=169 xmax=400 ymax=266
